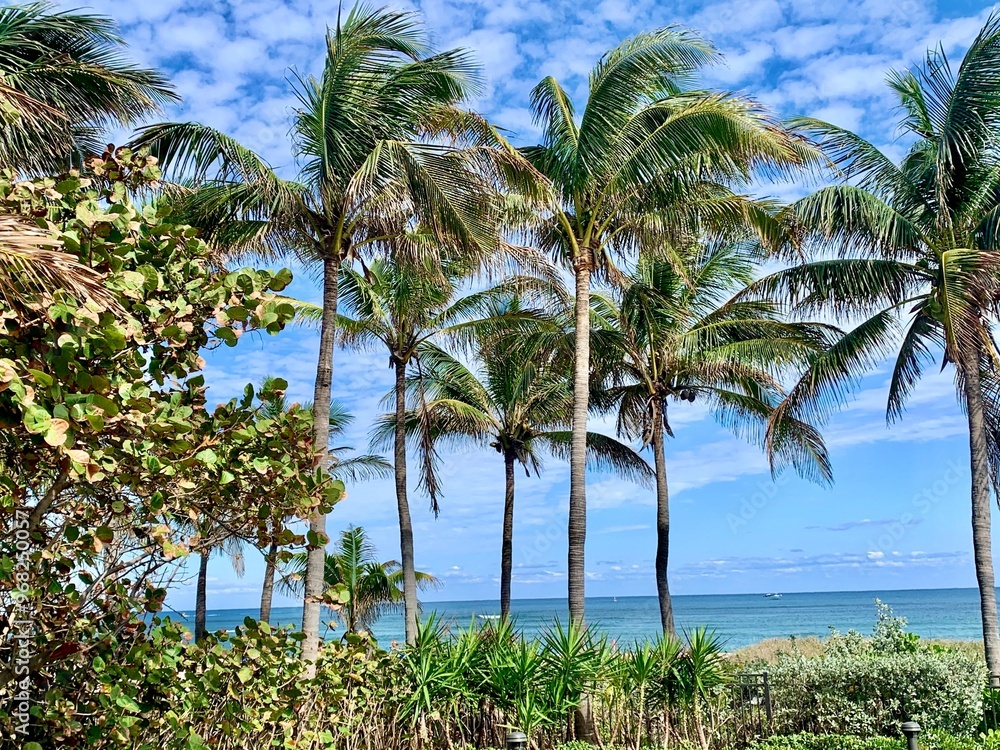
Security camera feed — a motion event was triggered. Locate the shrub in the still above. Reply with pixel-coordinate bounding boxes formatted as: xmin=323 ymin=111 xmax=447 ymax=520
xmin=748 ymin=730 xmax=1000 ymax=750
xmin=764 ymin=606 xmax=986 ymax=737
xmin=748 ymin=733 xmax=904 ymax=750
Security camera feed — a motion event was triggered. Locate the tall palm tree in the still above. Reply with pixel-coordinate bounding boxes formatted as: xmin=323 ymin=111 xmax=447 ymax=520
xmin=594 ymin=244 xmax=832 ymax=635
xmin=0 ymin=2 xmax=176 ymax=174
xmin=339 ymin=256 xmax=537 ymax=644
xmin=132 ymin=5 xmax=515 ymax=666
xmin=747 ymin=15 xmax=1000 ymax=674
xmin=280 ymin=525 xmax=439 ymax=638
xmin=256 ymin=377 xmax=391 ymax=623
xmin=394 ymin=321 xmax=653 ymax=620
xmin=522 ymin=28 xmax=820 ymax=626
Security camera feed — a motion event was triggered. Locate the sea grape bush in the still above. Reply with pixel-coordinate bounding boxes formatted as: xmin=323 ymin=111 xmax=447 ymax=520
xmin=0 ymin=150 xmax=343 ymax=741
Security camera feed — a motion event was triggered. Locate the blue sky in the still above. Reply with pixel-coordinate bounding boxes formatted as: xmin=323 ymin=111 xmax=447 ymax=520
xmin=64 ymin=0 xmax=1000 ymax=609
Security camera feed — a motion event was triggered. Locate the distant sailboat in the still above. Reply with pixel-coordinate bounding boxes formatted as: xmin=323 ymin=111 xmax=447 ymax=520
xmin=613 ymin=597 xmax=617 ymax=603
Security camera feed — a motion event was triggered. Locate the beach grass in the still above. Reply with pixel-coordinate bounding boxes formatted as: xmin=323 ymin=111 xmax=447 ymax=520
xmin=730 ymin=636 xmax=984 ymax=664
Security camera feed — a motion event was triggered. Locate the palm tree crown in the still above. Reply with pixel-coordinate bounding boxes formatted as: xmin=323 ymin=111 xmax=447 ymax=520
xmin=595 ymin=243 xmax=832 ymax=633
xmin=390 ymin=314 xmax=653 ymax=618
xmin=281 ymin=526 xmax=438 ymax=638
xmin=131 ymin=3 xmax=500 ymax=665
xmin=0 ymin=1 xmax=176 ymax=173
xmin=523 ymin=25 xmax=820 ymax=627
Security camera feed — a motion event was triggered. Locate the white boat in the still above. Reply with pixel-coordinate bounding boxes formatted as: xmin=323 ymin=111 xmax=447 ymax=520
xmin=764 ymin=593 xmax=782 ymax=599
xmin=477 ymin=614 xmax=501 ymax=620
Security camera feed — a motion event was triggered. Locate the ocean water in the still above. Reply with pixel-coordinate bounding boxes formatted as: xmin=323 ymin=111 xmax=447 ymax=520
xmin=178 ymin=587 xmax=987 ymax=649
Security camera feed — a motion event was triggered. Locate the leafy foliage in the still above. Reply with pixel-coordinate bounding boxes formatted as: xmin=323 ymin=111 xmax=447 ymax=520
xmin=763 ymin=604 xmax=987 ymax=737
xmin=0 ymin=150 xmax=342 ymax=736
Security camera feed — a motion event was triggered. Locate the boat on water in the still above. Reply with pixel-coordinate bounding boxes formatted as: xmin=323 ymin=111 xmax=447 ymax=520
xmin=477 ymin=614 xmax=500 ymax=620
xmin=764 ymin=593 xmax=782 ymax=599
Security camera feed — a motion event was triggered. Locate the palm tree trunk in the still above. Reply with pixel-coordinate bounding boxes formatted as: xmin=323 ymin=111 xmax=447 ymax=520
xmin=302 ymin=253 xmax=341 ymax=670
xmin=962 ymin=347 xmax=1000 ymax=675
xmin=568 ymin=258 xmax=591 ymax=625
xmin=260 ymin=539 xmax=278 ymax=624
xmin=569 ymin=257 xmax=598 ymax=745
xmin=501 ymin=450 xmax=516 ymax=620
xmin=195 ymin=549 xmax=209 ymax=642
xmin=395 ymin=356 xmax=419 ymax=645
xmin=652 ymin=420 xmax=675 ymax=636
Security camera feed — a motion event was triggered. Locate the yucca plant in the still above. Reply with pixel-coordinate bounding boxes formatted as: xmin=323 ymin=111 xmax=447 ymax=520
xmin=675 ymin=628 xmax=729 ymax=750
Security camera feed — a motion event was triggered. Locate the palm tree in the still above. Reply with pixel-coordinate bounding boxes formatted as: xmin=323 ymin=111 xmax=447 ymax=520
xmin=131 ymin=4 xmax=514 ymax=666
xmin=522 ymin=28 xmax=820 ymax=626
xmin=190 ymin=521 xmax=246 ymax=642
xmin=747 ymin=15 xmax=1000 ymax=674
xmin=280 ymin=525 xmax=439 ymax=638
xmin=0 ymin=2 xmax=176 ymax=173
xmin=594 ymin=244 xmax=832 ymax=635
xmin=339 ymin=256 xmax=537 ymax=644
xmin=256 ymin=376 xmax=391 ymax=623
xmin=395 ymin=320 xmax=653 ymax=620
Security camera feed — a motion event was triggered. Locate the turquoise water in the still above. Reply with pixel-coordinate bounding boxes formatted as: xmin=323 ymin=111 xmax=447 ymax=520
xmin=177 ymin=587 xmax=987 ymax=649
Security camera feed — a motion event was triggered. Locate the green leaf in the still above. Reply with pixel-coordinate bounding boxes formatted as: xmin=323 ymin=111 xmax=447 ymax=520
xmin=23 ymin=405 xmax=51 ymax=435
xmin=237 ymin=665 xmax=253 ymax=683
xmin=95 ymin=526 xmax=114 ymax=544
xmin=269 ymin=268 xmax=293 ymax=291
xmin=217 ymin=327 xmax=237 ymax=346
xmin=196 ymin=448 xmax=218 ymax=466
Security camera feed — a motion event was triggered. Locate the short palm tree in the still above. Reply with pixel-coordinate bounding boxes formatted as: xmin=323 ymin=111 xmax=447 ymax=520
xmin=280 ymin=525 xmax=439 ymax=638
xmin=339 ymin=255 xmax=537 ymax=644
xmin=256 ymin=377 xmax=391 ymax=623
xmin=132 ymin=4 xmax=514 ymax=665
xmin=522 ymin=28 xmax=819 ymax=625
xmin=396 ymin=323 xmax=653 ymax=620
xmin=595 ymin=244 xmax=832 ymax=635
xmin=0 ymin=2 xmax=176 ymax=173
xmin=748 ymin=15 xmax=1000 ymax=673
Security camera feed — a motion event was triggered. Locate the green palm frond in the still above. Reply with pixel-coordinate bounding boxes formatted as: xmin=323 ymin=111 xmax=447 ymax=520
xmin=0 ymin=2 xmax=176 ymax=173
xmin=541 ymin=431 xmax=653 ymax=486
